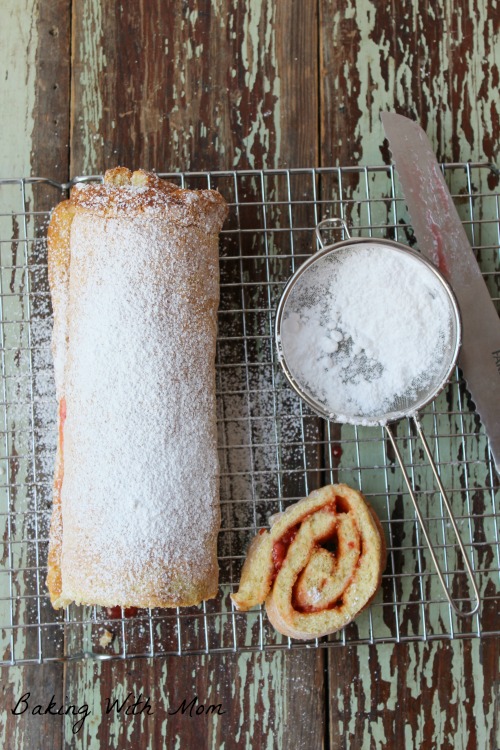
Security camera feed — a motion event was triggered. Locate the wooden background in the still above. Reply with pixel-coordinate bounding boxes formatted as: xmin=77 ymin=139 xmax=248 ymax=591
xmin=0 ymin=0 xmax=499 ymax=748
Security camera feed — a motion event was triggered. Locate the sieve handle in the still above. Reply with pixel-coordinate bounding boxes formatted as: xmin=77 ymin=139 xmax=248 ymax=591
xmin=385 ymin=418 xmax=480 ymax=617
xmin=315 ymin=218 xmax=351 ymax=249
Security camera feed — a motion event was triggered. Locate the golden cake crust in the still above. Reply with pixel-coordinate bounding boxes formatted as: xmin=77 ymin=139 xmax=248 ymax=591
xmin=68 ymin=168 xmax=228 ymax=231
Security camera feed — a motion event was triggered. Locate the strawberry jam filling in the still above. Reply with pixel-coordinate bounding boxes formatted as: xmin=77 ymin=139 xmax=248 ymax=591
xmin=59 ymin=397 xmax=66 ymax=447
xmin=271 ymin=501 xmax=340 ymax=575
xmin=55 ymin=397 xmax=67 ymax=494
xmin=59 ymin=396 xmax=67 ymax=424
xmin=271 ymin=499 xmax=363 ymax=612
xmin=105 ymin=606 xmax=139 ymax=619
xmin=272 ymin=525 xmax=299 ymax=573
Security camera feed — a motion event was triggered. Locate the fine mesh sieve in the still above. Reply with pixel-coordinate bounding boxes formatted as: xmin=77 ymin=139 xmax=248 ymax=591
xmin=276 ymin=218 xmax=479 ymax=617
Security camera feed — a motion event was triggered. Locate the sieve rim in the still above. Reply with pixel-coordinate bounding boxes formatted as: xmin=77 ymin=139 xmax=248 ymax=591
xmin=275 ymin=235 xmax=462 ymax=426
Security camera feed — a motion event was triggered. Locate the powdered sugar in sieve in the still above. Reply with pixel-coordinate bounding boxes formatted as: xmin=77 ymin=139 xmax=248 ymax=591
xmin=276 ymin=238 xmax=460 ymax=426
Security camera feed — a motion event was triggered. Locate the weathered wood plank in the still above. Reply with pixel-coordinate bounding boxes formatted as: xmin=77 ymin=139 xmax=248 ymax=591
xmin=60 ymin=651 xmax=324 ymax=749
xmin=0 ymin=666 xmax=65 ymax=750
xmin=319 ymin=0 xmax=500 ymax=167
xmin=328 ymin=639 xmax=499 ymax=749
xmin=0 ymin=0 xmax=71 ymax=745
xmin=31 ymin=0 xmax=71 ymax=184
xmin=71 ymin=0 xmax=318 ymax=173
xmin=321 ymin=2 xmax=499 ymax=747
xmin=66 ymin=2 xmax=324 ymax=749
xmin=0 ymin=0 xmax=39 ymax=176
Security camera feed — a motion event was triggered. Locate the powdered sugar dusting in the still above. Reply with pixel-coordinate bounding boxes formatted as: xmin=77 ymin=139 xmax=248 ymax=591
xmin=51 ymin=279 xmax=68 ymax=398
xmin=280 ymin=244 xmax=456 ymax=425
xmin=55 ymin=198 xmax=226 ymax=606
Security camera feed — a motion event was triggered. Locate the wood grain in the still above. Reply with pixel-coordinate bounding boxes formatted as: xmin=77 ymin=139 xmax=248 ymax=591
xmin=328 ymin=639 xmax=499 ymax=749
xmin=0 ymin=0 xmax=39 ymax=176
xmin=0 ymin=0 xmax=498 ymax=748
xmin=70 ymin=0 xmax=318 ymax=173
xmin=31 ymin=0 xmax=71 ymax=183
xmin=319 ymin=0 xmax=500 ymax=167
xmin=61 ymin=652 xmax=324 ymax=749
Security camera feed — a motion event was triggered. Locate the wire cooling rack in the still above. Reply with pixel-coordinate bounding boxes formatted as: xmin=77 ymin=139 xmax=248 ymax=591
xmin=0 ymin=164 xmax=499 ymax=664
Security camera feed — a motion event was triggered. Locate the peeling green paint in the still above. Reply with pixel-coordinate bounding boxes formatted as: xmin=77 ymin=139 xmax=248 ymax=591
xmin=75 ymin=0 xmax=107 ymax=174
xmin=0 ymin=0 xmax=38 ymax=174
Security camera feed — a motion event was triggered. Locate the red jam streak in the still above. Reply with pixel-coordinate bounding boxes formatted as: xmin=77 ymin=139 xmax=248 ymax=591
xmin=296 ymin=596 xmax=344 ymax=614
xmin=59 ymin=397 xmax=67 ymax=425
xmin=272 ymin=526 xmax=299 ymax=572
xmin=332 ymin=444 xmax=343 ymax=459
xmin=54 ymin=397 xmax=67 ymax=493
xmin=273 ymin=497 xmax=362 ymax=614
xmin=271 ymin=498 xmax=355 ymax=581
xmin=58 ymin=397 xmax=67 ymax=447
xmin=271 ymin=502 xmax=338 ymax=574
xmin=105 ymin=606 xmax=139 ymax=619
xmin=429 ymin=220 xmax=449 ymax=275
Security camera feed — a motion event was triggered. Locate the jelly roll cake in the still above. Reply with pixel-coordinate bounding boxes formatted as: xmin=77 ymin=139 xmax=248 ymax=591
xmin=231 ymin=484 xmax=386 ymax=639
xmin=46 ymin=168 xmax=228 ymax=609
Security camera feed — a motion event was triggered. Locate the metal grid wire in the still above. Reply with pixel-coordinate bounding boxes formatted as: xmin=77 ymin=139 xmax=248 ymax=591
xmin=0 ymin=164 xmax=499 ymax=664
